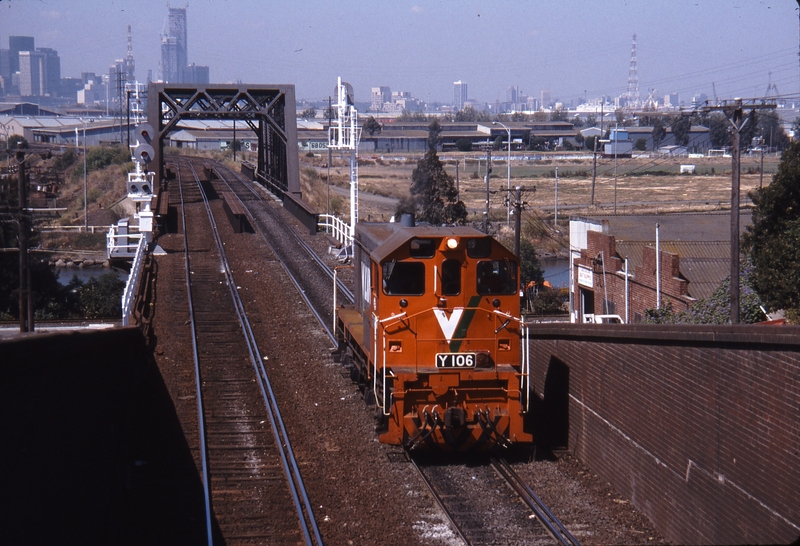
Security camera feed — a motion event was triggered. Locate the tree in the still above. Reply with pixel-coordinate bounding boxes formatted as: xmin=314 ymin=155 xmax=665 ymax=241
xmin=79 ymin=272 xmax=126 ymax=319
xmin=669 ymin=116 xmax=691 ymax=147
xmin=518 ymin=239 xmax=544 ymax=285
xmin=756 ymin=109 xmax=789 ymax=151
xmin=743 ymin=140 xmax=800 ymax=316
xmin=300 ymin=107 xmax=317 ymax=119
xmin=8 ymin=135 xmax=29 ymax=149
xmin=634 ymin=137 xmax=647 ymax=151
xmin=708 ymin=112 xmax=731 ymax=149
xmin=585 ymin=114 xmax=597 ymax=127
xmin=651 ymin=118 xmax=667 ymax=150
xmin=550 ymin=108 xmax=567 ymax=122
xmin=455 ymin=138 xmax=472 ymax=152
xmin=643 ymin=264 xmax=766 ymax=324
xmin=455 ymin=106 xmax=478 ymax=122
xmin=398 ymin=119 xmax=467 ymax=225
xmin=792 ymin=116 xmax=800 ymax=140
xmin=362 ymin=116 xmax=382 ymax=136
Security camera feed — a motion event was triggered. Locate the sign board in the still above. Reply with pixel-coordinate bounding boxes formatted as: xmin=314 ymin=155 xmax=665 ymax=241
xmin=578 ymin=265 xmax=593 ymax=288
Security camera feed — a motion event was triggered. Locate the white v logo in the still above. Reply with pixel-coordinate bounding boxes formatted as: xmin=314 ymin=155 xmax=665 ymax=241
xmin=433 ymin=308 xmax=464 ymax=343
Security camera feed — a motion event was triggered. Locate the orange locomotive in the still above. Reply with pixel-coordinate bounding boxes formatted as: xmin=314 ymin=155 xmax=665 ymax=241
xmin=335 ymin=218 xmax=533 ymax=451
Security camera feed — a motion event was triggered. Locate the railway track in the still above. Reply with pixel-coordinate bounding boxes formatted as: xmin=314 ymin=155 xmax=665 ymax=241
xmin=209 ymin=164 xmax=354 ymax=339
xmin=410 ymin=454 xmax=581 ymax=546
xmin=174 ymin=157 xmax=322 ymax=545
xmin=194 ymin=157 xmax=580 ymax=545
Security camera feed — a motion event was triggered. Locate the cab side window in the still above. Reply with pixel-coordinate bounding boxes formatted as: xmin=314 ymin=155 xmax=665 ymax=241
xmin=383 ymin=261 xmax=425 ymax=295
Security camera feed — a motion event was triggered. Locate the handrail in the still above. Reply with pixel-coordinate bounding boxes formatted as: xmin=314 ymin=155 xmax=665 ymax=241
xmin=317 ymin=213 xmax=352 ymax=247
xmin=121 ymin=236 xmax=147 ymax=326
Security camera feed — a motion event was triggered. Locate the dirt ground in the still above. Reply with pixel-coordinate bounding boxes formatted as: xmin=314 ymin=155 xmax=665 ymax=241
xmin=301 ymin=151 xmax=777 ymax=223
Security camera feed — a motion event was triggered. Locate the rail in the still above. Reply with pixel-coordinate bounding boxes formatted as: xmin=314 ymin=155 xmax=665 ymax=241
xmin=120 ymin=236 xmax=147 ymax=327
xmin=491 ymin=457 xmax=582 ymax=546
xmin=187 ymin=160 xmax=323 ymax=545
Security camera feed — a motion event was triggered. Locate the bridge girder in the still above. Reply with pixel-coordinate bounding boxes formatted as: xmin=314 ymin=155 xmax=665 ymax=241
xmin=147 ymin=83 xmax=299 ymax=196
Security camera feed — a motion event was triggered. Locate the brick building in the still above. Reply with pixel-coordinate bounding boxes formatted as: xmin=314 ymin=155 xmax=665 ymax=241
xmin=569 ymin=212 xmax=751 ymax=323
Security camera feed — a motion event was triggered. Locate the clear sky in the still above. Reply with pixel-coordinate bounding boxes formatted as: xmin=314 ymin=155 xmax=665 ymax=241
xmin=2 ymin=0 xmax=798 ymax=106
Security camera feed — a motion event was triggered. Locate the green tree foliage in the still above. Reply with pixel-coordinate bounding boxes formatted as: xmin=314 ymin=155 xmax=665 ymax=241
xmin=791 ymin=116 xmax=800 ymax=140
xmin=74 ymin=146 xmax=130 ymax=179
xmin=8 ymin=135 xmax=29 ymax=149
xmin=669 ymin=116 xmax=691 ymax=147
xmin=300 ymin=107 xmax=317 ymax=119
xmin=78 ymin=272 xmax=126 ymax=319
xmin=519 ymin=239 xmax=544 ymax=285
xmin=510 ymin=112 xmax=528 ymax=122
xmin=739 ymin=111 xmax=759 ymax=152
xmin=756 ymin=109 xmax=789 ymax=150
xmin=550 ymin=108 xmax=567 ymax=122
xmin=397 ymin=109 xmax=428 ymax=122
xmin=455 ymin=138 xmax=472 ymax=152
xmin=398 ymin=119 xmax=467 ymax=225
xmin=362 ymin=116 xmax=382 ymax=136
xmin=651 ymin=118 xmax=667 ymax=150
xmin=634 ymin=137 xmax=647 ymax=151
xmin=708 ymin=112 xmax=731 ymax=149
xmin=52 ymin=148 xmax=77 ymax=172
xmin=585 ymin=114 xmax=597 ymax=127
xmin=643 ymin=263 xmax=765 ymax=324
xmin=584 ymin=135 xmax=598 ymax=152
xmin=744 ymin=140 xmax=800 ymax=315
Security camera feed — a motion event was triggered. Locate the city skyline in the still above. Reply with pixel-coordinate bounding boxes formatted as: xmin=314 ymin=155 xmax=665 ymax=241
xmin=2 ymin=0 xmax=798 ymax=106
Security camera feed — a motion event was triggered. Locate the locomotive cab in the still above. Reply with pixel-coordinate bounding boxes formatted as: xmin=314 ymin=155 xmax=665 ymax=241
xmin=336 ymin=222 xmax=533 ymax=451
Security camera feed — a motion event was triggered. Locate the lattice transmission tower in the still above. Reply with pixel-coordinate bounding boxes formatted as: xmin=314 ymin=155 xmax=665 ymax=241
xmin=626 ymin=34 xmax=640 ymax=109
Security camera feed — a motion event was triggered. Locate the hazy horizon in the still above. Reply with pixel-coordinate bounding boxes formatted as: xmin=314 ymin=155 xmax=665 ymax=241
xmin=2 ymin=0 xmax=798 ymax=106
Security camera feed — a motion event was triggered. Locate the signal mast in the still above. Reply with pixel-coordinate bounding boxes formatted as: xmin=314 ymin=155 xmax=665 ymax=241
xmin=327 ymin=77 xmax=361 ymax=246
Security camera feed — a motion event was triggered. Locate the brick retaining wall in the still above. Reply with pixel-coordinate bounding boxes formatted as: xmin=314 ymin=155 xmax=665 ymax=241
xmin=528 ymin=323 xmax=800 ymax=545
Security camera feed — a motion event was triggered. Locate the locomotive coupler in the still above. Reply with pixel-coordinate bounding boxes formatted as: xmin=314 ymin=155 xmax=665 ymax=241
xmin=443 ymin=406 xmax=466 ymax=428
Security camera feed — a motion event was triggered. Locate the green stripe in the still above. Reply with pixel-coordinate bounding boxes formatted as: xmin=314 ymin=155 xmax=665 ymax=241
xmin=449 ymin=295 xmax=483 ymax=352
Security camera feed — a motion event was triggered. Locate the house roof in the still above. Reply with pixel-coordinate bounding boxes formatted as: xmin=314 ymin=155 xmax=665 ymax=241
xmin=615 ymin=240 xmax=731 ymax=299
xmin=575 ymin=211 xmax=751 ymax=242
xmin=576 ymin=211 xmax=752 ymax=300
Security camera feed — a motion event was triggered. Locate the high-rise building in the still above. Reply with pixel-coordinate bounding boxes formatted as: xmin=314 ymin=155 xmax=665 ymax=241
xmin=18 ymin=49 xmax=59 ymax=97
xmin=125 ymin=25 xmax=136 ymax=84
xmin=9 ymin=36 xmax=34 ymax=74
xmin=37 ymin=47 xmax=61 ymax=95
xmin=540 ymin=90 xmax=552 ymax=108
xmin=18 ymin=50 xmax=42 ymax=96
xmin=160 ymin=7 xmax=188 ymax=82
xmin=186 ymin=63 xmax=209 ymax=84
xmin=371 ymin=86 xmax=391 ymax=111
xmin=454 ymin=80 xmax=467 ymax=110
xmin=0 ymin=49 xmax=10 ymax=94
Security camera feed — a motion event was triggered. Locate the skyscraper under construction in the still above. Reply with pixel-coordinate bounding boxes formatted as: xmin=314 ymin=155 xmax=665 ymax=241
xmin=160 ymin=6 xmax=187 ymax=83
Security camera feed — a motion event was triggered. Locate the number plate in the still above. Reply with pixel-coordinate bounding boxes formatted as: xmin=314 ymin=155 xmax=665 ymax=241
xmin=436 ymin=353 xmax=476 ymax=368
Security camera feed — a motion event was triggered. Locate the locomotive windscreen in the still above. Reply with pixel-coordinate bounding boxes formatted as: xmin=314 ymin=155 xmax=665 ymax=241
xmin=476 ymin=260 xmax=517 ymax=295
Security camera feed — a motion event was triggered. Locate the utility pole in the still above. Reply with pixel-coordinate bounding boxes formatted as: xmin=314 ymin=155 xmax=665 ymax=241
xmin=16 ymin=148 xmax=32 ymax=332
xmin=701 ymin=98 xmax=775 ymax=323
xmin=483 ymin=145 xmax=492 ymax=234
xmin=513 ymin=186 xmax=523 ymax=258
xmin=591 ymin=135 xmax=597 ymax=206
xmin=327 ymin=96 xmax=332 ymax=229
